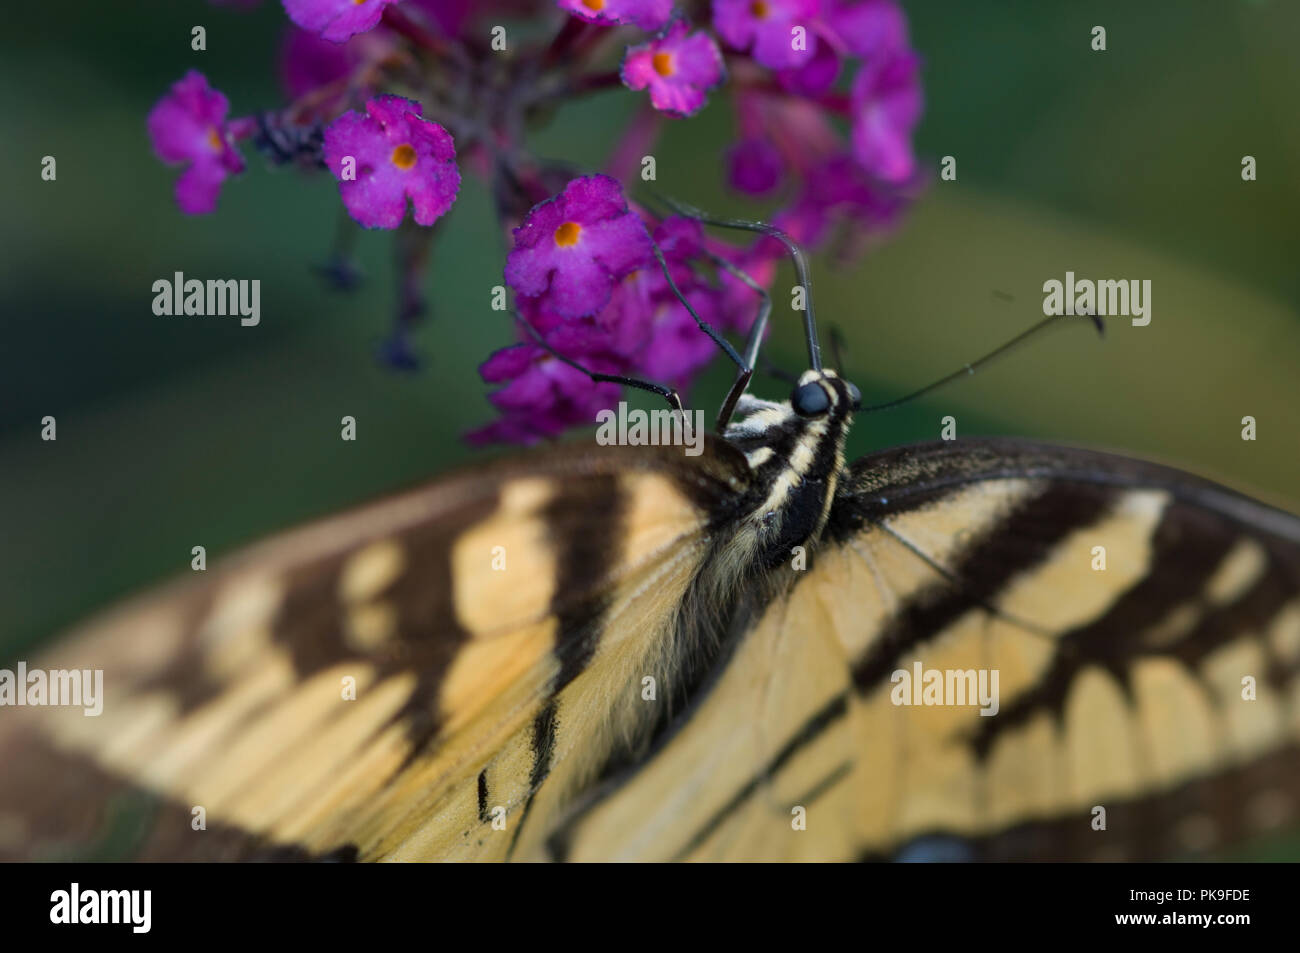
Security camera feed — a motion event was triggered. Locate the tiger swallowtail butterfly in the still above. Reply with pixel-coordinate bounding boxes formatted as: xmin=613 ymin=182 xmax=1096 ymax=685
xmin=2 ymin=213 xmax=1298 ymax=864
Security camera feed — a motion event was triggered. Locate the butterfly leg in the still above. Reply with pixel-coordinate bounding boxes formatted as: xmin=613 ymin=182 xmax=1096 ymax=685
xmin=648 ymin=240 xmax=756 ymax=432
xmin=705 ymin=251 xmax=773 ymax=430
xmin=711 ymin=253 xmax=817 ymax=394
xmin=511 ymin=310 xmax=685 ymax=414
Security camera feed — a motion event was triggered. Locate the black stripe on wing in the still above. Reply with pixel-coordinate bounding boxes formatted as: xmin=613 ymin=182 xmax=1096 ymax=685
xmin=849 ymin=480 xmax=1114 ymax=692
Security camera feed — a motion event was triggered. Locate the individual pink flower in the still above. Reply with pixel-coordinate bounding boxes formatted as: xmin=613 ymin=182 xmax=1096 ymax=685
xmin=282 ymin=0 xmax=401 ymax=43
xmin=504 ymin=175 xmax=654 ymax=320
xmin=850 ymin=46 xmax=923 ymax=183
xmin=147 ymin=70 xmax=246 ymax=215
xmin=556 ymin=0 xmax=673 ymax=32
xmin=712 ymin=0 xmax=819 ymax=71
xmin=323 ymin=95 xmax=461 ymax=229
xmin=621 ymin=20 xmax=725 ymax=118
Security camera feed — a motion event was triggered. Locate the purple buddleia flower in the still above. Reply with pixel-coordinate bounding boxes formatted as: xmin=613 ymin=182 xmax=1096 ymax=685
xmin=556 ymin=0 xmax=673 ymax=31
xmin=621 ymin=20 xmax=725 ymax=118
xmin=850 ymin=46 xmax=922 ymax=183
xmin=282 ymin=0 xmax=401 ymax=43
xmin=323 ymin=95 xmax=461 ymax=229
xmin=504 ymin=175 xmax=654 ymax=320
xmin=713 ymin=0 xmax=819 ymax=70
xmin=147 ymin=70 xmax=247 ymax=215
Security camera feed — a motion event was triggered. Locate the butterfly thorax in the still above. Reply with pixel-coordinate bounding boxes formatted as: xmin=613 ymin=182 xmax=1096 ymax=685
xmin=720 ymin=370 xmax=857 ymax=570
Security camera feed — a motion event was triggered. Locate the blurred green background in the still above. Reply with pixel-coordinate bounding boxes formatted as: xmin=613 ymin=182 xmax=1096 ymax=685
xmin=2 ymin=0 xmax=1298 ymax=768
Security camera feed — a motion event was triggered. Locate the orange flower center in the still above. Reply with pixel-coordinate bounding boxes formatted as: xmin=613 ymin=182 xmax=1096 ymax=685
xmin=750 ymin=1 xmax=771 ymax=18
xmin=652 ymin=52 xmax=675 ymax=77
xmin=206 ymin=127 xmax=223 ymax=151
xmin=582 ymin=0 xmax=605 ymax=10
xmin=553 ymin=221 xmax=582 ymax=246
xmin=390 ymin=144 xmax=418 ymax=170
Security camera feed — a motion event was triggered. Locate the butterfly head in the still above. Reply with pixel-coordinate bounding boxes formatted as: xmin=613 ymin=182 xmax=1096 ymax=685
xmin=790 ymin=369 xmax=862 ymax=421
xmin=715 ymin=368 xmax=861 ymax=567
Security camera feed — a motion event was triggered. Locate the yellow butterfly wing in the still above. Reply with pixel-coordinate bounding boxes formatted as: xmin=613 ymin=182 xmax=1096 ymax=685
xmin=0 ymin=440 xmax=750 ymax=861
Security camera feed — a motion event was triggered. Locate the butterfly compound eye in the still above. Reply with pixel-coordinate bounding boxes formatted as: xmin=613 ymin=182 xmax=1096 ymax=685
xmin=846 ymin=381 xmax=861 ymax=410
xmin=791 ymin=381 xmax=831 ymax=417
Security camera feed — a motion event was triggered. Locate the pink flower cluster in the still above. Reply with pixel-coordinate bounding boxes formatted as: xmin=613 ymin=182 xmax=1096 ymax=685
xmin=154 ymin=0 xmax=925 ymax=437
xmin=475 ymin=175 xmax=766 ymax=442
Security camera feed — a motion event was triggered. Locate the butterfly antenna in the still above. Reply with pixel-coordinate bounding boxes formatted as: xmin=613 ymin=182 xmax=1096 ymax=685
xmin=511 ymin=311 xmax=685 ymax=414
xmin=644 ymin=193 xmax=824 ymax=374
xmin=703 ymin=249 xmax=775 ymax=428
xmin=860 ymin=313 xmax=1104 ymax=413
